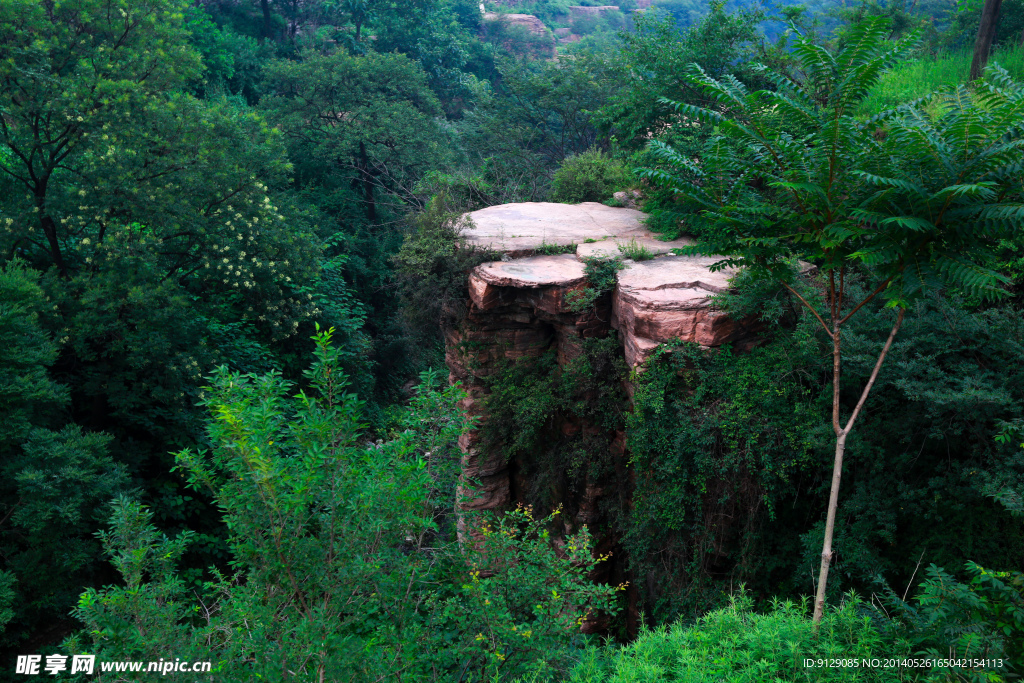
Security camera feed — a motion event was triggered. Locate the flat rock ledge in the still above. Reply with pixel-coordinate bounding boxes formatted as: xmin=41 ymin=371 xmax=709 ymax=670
xmin=464 ymin=201 xmax=698 ymax=257
xmin=461 ymin=202 xmax=753 ymax=367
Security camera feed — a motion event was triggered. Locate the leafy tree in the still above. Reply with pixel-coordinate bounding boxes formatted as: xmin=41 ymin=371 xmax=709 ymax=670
xmin=66 ymin=329 xmax=619 ymax=681
xmin=262 ymin=49 xmax=445 ymax=222
xmin=598 ymin=5 xmax=766 ymax=151
xmin=0 ymin=0 xmax=322 ymax=453
xmin=0 ymin=261 xmax=128 ymax=654
xmin=458 ymin=52 xmax=621 ymax=201
xmin=641 ymin=18 xmax=1024 ymax=624
xmin=0 ymin=0 xmax=200 ymax=275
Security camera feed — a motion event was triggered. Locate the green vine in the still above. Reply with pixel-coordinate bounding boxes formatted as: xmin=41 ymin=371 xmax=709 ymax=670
xmin=624 ymin=333 xmax=828 ymax=621
xmin=566 ymin=257 xmax=624 ymax=313
xmin=481 ymin=337 xmax=627 ymax=515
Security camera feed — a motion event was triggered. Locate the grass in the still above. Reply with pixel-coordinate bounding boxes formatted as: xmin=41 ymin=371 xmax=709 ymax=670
xmin=855 ymin=44 xmax=1024 ymax=116
xmin=534 ymin=240 xmax=576 ymax=255
xmin=617 ymin=238 xmax=656 ymax=261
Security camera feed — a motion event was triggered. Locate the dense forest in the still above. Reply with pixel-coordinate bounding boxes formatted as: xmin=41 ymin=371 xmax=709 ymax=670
xmin=1 ymin=0 xmax=1023 ymax=680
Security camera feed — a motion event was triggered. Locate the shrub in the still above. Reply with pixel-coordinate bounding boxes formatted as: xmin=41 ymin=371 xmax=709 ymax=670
xmin=568 ymin=592 xmax=918 ymax=682
xmin=66 ymin=329 xmax=620 ymax=682
xmin=394 ymin=196 xmax=499 ymax=361
xmin=617 ymin=239 xmax=655 ymax=261
xmin=550 ymin=148 xmax=629 ymax=204
xmin=566 ymin=257 xmax=624 ymax=313
xmin=874 ymin=562 xmax=1024 ymax=680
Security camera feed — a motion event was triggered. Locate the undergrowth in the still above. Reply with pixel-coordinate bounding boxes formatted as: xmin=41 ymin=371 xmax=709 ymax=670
xmin=855 ymin=44 xmax=1024 ymax=116
xmin=482 ymin=337 xmax=627 ymax=517
xmin=617 ymin=239 xmax=655 ymax=261
xmin=567 ymin=257 xmax=624 ymax=313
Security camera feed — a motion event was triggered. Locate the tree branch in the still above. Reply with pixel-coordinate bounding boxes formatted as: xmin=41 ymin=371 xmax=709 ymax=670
xmin=781 ymin=281 xmax=833 ymax=339
xmin=842 ymin=307 xmax=905 ymax=435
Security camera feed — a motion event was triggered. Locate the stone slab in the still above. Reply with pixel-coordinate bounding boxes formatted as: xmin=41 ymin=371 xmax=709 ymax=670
xmin=613 ymin=254 xmax=744 ymax=367
xmin=616 ymin=254 xmax=736 ymax=295
xmin=464 ymin=202 xmax=648 ymax=254
xmin=473 ymin=253 xmax=586 ymax=288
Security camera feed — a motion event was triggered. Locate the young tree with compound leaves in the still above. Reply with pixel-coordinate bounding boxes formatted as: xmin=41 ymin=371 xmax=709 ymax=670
xmin=640 ymin=18 xmax=1024 ymax=626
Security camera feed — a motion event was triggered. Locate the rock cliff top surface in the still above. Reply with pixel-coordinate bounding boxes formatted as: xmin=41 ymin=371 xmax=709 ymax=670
xmin=461 ymin=202 xmax=754 ymax=367
xmin=463 ymin=201 xmax=693 ymax=257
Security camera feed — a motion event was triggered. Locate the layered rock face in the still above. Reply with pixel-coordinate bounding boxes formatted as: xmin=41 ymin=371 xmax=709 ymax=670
xmin=482 ymin=12 xmax=549 ymax=36
xmin=447 ymin=203 xmax=762 ymax=533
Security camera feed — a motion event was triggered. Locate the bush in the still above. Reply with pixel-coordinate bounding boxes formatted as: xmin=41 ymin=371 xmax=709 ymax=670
xmin=874 ymin=562 xmax=1024 ymax=680
xmin=567 ymin=592 xmax=917 ymax=682
xmin=550 ymin=148 xmax=629 ymax=204
xmin=65 ymin=329 xmax=621 ymax=682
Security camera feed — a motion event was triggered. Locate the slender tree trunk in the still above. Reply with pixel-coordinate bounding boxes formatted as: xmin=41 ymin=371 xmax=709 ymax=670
xmin=812 ymin=308 xmax=905 ymax=627
xmin=970 ymin=0 xmax=1003 ymax=80
xmin=34 ymin=178 xmax=67 ymax=276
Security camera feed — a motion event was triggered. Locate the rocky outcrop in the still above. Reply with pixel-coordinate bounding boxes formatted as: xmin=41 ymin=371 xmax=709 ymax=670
xmin=482 ymin=12 xmax=549 ymax=36
xmin=481 ymin=12 xmax=556 ymax=57
xmin=568 ymin=5 xmax=621 ymax=17
xmin=447 ymin=202 xmax=766 ymax=533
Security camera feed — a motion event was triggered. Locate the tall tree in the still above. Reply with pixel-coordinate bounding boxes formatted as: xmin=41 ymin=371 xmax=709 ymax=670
xmin=0 ymin=0 xmax=200 ymax=275
xmin=261 ymin=50 xmax=445 ymax=220
xmin=970 ymin=0 xmax=1004 ymax=79
xmin=641 ymin=18 xmax=1024 ymax=625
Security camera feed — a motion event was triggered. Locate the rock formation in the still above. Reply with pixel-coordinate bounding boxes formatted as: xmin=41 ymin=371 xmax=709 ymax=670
xmin=446 ymin=203 xmax=766 ymax=532
xmin=482 ymin=12 xmax=549 ymax=36
xmin=568 ymin=5 xmax=621 ymax=17
xmin=481 ymin=12 xmax=556 ymax=57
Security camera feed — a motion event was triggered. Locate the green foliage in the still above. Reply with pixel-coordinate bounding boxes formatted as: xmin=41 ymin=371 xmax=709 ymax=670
xmin=482 ymin=337 xmax=628 ymax=512
xmin=261 ymin=49 xmax=445 ymax=223
xmin=569 ymin=592 xmax=916 ymax=682
xmin=461 ymin=54 xmax=621 ymax=201
xmin=597 ymin=5 xmax=767 ymax=150
xmin=394 ymin=197 xmax=499 ymax=359
xmin=534 ymin=241 xmax=578 ymax=255
xmin=184 ymin=4 xmax=271 ymax=103
xmin=643 ymin=18 xmax=1023 ymax=305
xmin=480 ymin=14 xmax=555 ymax=59
xmin=855 ymin=44 xmax=1024 ymax=116
xmin=453 ymin=505 xmax=622 ymax=678
xmin=617 ymin=239 xmax=655 ymax=261
xmin=812 ymin=296 xmax=1024 ymax=589
xmin=66 ymin=329 xmax=618 ymax=681
xmin=875 ymin=563 xmax=1024 ymax=680
xmin=550 ymin=148 xmax=629 ymax=204
xmin=567 ymin=257 xmax=625 ymax=313
xmin=0 ymin=261 xmax=128 ymax=652
xmin=624 ymin=331 xmax=829 ymax=621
